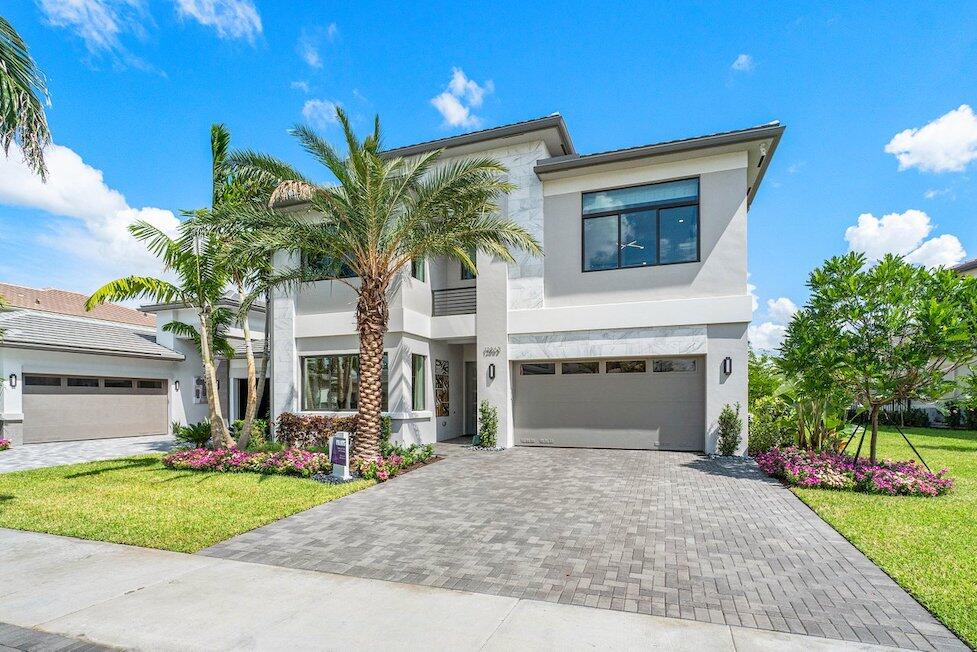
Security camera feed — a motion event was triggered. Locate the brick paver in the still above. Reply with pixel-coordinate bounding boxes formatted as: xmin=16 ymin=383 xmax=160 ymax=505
xmin=200 ymin=445 xmax=964 ymax=651
xmin=0 ymin=435 xmax=173 ymax=473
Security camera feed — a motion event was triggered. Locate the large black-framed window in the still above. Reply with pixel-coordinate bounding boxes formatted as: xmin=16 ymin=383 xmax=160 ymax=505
xmin=581 ymin=178 xmax=699 ymax=272
xmin=302 ymin=251 xmax=357 ymax=279
xmin=301 ymin=353 xmax=388 ymax=411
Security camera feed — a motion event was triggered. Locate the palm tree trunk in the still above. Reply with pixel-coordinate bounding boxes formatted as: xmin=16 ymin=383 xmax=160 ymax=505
xmin=250 ymin=290 xmax=271 ymax=438
xmin=354 ymin=279 xmax=388 ymax=459
xmin=199 ymin=308 xmax=234 ymax=448
xmin=236 ymin=284 xmax=258 ymax=449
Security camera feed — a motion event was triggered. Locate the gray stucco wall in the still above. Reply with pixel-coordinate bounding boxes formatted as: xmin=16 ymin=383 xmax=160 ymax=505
xmin=542 ymin=167 xmax=748 ymax=306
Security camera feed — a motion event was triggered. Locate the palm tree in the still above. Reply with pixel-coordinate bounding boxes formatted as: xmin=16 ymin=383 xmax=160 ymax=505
xmin=86 ymin=218 xmax=236 ymax=448
xmin=1 ymin=15 xmax=51 ymax=179
xmin=219 ymin=108 xmax=542 ymax=458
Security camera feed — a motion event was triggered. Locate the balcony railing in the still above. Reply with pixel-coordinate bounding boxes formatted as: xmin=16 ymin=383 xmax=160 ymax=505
xmin=432 ymin=287 xmax=476 ymax=316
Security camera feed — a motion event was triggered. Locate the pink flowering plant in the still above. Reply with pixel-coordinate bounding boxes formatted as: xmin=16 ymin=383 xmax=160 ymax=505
xmin=162 ymin=448 xmax=331 ymax=478
xmin=0 ymin=438 xmax=10 ymax=451
xmin=755 ymin=446 xmax=953 ymax=497
xmin=352 ymin=444 xmax=435 ymax=482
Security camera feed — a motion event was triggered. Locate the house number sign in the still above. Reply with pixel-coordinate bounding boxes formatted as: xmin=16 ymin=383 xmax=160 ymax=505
xmin=482 ymin=346 xmax=501 ymax=357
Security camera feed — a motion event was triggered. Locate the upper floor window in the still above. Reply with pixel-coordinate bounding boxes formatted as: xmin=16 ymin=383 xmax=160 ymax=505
xmin=411 ymin=258 xmax=426 ymax=282
xmin=302 ymin=251 xmax=357 ymax=279
xmin=460 ymin=246 xmax=477 ymax=280
xmin=581 ymin=178 xmax=699 ymax=272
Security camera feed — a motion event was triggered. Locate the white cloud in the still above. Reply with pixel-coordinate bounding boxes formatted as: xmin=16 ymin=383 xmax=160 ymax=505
xmin=924 ymin=187 xmax=951 ymax=199
xmin=290 ymin=80 xmax=310 ymax=93
xmin=731 ymin=53 xmax=754 ymax=72
xmin=767 ymin=297 xmax=798 ymax=324
xmin=885 ymin=105 xmax=977 ymax=173
xmin=431 ymin=67 xmax=493 ymax=128
xmin=296 ymin=24 xmax=337 ymax=69
xmin=38 ymin=0 xmax=153 ymax=68
xmin=904 ymin=234 xmax=966 ymax=268
xmin=302 ymin=99 xmax=340 ymax=128
xmin=0 ymin=143 xmax=179 ymax=283
xmin=748 ymin=322 xmax=787 ymax=352
xmin=843 ymin=208 xmax=966 ymax=267
xmin=174 ymin=0 xmax=262 ymax=42
xmin=747 ymin=282 xmax=759 ymax=312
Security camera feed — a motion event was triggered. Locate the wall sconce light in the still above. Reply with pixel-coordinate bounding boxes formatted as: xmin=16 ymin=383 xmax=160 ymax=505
xmin=174 ymin=380 xmax=180 ymax=392
xmin=488 ymin=364 xmax=496 ymax=380
xmin=722 ymin=357 xmax=733 ymax=375
xmin=8 ymin=374 xmax=17 ymax=389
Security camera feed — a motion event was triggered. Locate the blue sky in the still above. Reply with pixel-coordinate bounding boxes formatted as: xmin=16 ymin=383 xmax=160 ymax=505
xmin=1 ymin=1 xmax=976 ymax=348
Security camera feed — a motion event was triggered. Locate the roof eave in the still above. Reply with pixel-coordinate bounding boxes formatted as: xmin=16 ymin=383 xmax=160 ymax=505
xmin=0 ymin=340 xmax=185 ymax=361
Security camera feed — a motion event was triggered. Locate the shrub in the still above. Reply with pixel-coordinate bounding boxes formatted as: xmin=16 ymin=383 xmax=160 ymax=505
xmin=379 ymin=415 xmax=393 ymax=455
xmin=352 ymin=443 xmax=435 ymax=482
xmin=0 ymin=438 xmax=10 ymax=451
xmin=162 ymin=447 xmax=331 ymax=477
xmin=748 ymin=396 xmax=795 ymax=456
xmin=477 ymin=400 xmax=498 ymax=448
xmin=172 ymin=420 xmax=212 ymax=448
xmin=717 ymin=403 xmax=743 ymax=456
xmin=276 ymin=413 xmax=358 ymax=449
xmin=849 ymin=408 xmax=930 ymax=428
xmin=232 ymin=418 xmax=268 ymax=449
xmin=756 ymin=446 xmax=953 ymax=497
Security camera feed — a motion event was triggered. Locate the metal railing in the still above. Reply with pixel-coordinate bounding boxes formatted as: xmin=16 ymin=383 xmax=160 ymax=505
xmin=432 ymin=287 xmax=476 ymax=316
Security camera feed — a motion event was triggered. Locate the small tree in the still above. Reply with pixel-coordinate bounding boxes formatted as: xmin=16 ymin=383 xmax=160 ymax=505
xmin=716 ymin=403 xmax=743 ymax=456
xmin=786 ymin=253 xmax=977 ymax=463
xmin=748 ymin=348 xmax=781 ymax=408
xmin=477 ymin=400 xmax=498 ymax=448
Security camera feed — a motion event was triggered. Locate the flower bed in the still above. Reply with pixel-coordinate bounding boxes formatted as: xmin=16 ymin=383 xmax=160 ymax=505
xmin=755 ymin=446 xmax=953 ymax=497
xmin=0 ymin=438 xmax=9 ymax=451
xmin=353 ymin=443 xmax=437 ymax=482
xmin=162 ymin=448 xmax=331 ymax=478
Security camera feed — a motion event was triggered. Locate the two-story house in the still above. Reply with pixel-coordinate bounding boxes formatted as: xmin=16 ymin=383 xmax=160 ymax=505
xmin=268 ymin=115 xmax=783 ymax=454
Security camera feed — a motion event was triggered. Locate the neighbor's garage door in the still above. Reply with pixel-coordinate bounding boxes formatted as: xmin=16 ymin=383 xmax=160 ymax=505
xmin=22 ymin=374 xmax=168 ymax=444
xmin=513 ymin=357 xmax=704 ymax=451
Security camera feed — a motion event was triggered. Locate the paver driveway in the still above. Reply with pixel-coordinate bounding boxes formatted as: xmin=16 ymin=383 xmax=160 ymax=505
xmin=201 ymin=445 xmax=963 ymax=651
xmin=0 ymin=435 xmax=173 ymax=473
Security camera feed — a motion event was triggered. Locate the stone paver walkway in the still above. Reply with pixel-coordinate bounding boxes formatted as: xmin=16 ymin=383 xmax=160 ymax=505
xmin=0 ymin=435 xmax=173 ymax=473
xmin=202 ymin=445 xmax=964 ymax=651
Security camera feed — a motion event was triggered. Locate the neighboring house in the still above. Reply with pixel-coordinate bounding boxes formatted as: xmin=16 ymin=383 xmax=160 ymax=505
xmin=269 ymin=114 xmax=783 ymax=454
xmin=0 ymin=283 xmax=265 ymax=445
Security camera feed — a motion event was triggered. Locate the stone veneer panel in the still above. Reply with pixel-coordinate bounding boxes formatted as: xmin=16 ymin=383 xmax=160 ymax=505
xmin=508 ymin=326 xmax=707 ymax=360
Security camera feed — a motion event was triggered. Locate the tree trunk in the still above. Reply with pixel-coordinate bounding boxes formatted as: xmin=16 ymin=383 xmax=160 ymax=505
xmin=199 ymin=308 xmax=234 ymax=448
xmin=796 ymin=407 xmax=807 ymax=449
xmin=251 ymin=290 xmax=271 ymax=438
xmin=869 ymin=404 xmax=880 ymax=464
xmin=354 ymin=279 xmax=389 ymax=459
xmin=236 ymin=284 xmax=258 ymax=450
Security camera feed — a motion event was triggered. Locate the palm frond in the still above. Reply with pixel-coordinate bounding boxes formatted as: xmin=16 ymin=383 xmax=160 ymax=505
xmin=86 ymin=276 xmax=181 ymax=310
xmin=0 ymin=16 xmax=51 ymax=179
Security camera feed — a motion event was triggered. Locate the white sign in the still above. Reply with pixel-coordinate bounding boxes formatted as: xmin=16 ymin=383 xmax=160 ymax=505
xmin=330 ymin=431 xmax=352 ymax=480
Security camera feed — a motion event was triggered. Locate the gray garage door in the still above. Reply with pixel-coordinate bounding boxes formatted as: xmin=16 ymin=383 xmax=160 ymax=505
xmin=22 ymin=373 xmax=168 ymax=444
xmin=512 ymin=357 xmax=704 ymax=451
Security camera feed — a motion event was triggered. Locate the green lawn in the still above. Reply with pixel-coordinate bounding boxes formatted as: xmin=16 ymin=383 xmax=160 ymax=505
xmin=794 ymin=426 xmax=977 ymax=647
xmin=0 ymin=455 xmax=373 ymax=553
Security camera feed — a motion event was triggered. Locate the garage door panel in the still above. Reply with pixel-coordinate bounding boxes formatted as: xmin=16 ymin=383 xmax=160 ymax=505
xmin=23 ymin=375 xmax=168 ymax=444
xmin=513 ymin=358 xmax=704 ymax=451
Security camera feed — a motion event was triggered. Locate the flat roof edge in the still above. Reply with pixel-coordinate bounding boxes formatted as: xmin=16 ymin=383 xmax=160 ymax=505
xmin=381 ymin=115 xmax=575 ymax=159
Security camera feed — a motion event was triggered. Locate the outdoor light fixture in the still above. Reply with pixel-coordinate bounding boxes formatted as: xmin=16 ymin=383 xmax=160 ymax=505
xmin=174 ymin=380 xmax=180 ymax=392
xmin=722 ymin=357 xmax=733 ymax=375
xmin=8 ymin=374 xmax=16 ymax=388
xmin=488 ymin=363 xmax=496 ymax=380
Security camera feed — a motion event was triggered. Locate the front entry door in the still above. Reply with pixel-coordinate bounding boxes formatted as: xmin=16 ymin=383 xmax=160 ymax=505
xmin=464 ymin=362 xmax=477 ymax=435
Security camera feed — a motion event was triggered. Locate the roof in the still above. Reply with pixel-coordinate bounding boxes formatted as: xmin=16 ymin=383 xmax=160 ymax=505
xmin=228 ymin=336 xmax=266 ymax=358
xmin=381 ymin=114 xmax=575 ymax=160
xmin=533 ymin=122 xmax=785 ymax=206
xmin=0 ymin=310 xmax=183 ymax=361
xmin=140 ymin=292 xmax=266 ymax=314
xmin=0 ymin=282 xmax=156 ymax=328
xmin=953 ymin=258 xmax=977 ymax=273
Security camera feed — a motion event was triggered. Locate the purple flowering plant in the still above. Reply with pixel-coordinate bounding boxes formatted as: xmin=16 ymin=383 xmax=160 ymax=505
xmin=162 ymin=447 xmax=331 ymax=478
xmin=755 ymin=446 xmax=953 ymax=497
xmin=0 ymin=438 xmax=10 ymax=451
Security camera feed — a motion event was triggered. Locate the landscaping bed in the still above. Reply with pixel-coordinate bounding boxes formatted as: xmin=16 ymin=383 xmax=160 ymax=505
xmin=0 ymin=454 xmax=372 ymax=552
xmin=0 ymin=438 xmax=9 ymax=451
xmin=791 ymin=427 xmax=977 ymax=648
xmin=162 ymin=447 xmax=331 ymax=477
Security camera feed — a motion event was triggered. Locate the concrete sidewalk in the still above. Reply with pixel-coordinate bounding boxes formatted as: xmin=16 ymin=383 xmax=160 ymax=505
xmin=0 ymin=529 xmax=912 ymax=651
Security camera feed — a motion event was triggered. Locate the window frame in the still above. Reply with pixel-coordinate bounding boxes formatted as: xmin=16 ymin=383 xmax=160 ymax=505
xmin=410 ymin=258 xmax=426 ymax=282
xmin=580 ymin=177 xmax=700 ymax=273
xmin=300 ymin=353 xmax=389 ymax=412
xmin=411 ymin=353 xmax=427 ymax=411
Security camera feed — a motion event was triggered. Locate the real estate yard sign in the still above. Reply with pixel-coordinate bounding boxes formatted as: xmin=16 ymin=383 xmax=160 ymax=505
xmin=330 ymin=432 xmax=351 ymax=480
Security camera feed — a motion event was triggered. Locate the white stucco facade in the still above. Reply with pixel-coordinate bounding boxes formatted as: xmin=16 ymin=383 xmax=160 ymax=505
xmin=267 ymin=116 xmax=783 ymax=454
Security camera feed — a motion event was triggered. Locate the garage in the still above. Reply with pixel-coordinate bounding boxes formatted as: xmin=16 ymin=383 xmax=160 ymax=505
xmin=512 ymin=357 xmax=704 ymax=451
xmin=22 ymin=373 xmax=169 ymax=444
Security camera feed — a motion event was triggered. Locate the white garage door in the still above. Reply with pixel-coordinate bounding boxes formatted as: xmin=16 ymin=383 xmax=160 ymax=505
xmin=512 ymin=357 xmax=704 ymax=451
xmin=22 ymin=373 xmax=169 ymax=444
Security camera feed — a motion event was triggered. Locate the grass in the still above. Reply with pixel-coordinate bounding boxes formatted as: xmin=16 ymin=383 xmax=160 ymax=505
xmin=0 ymin=454 xmax=374 ymax=553
xmin=793 ymin=426 xmax=977 ymax=648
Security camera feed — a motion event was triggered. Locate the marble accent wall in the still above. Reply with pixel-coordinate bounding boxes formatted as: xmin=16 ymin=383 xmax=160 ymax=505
xmin=508 ymin=326 xmax=707 ymax=360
